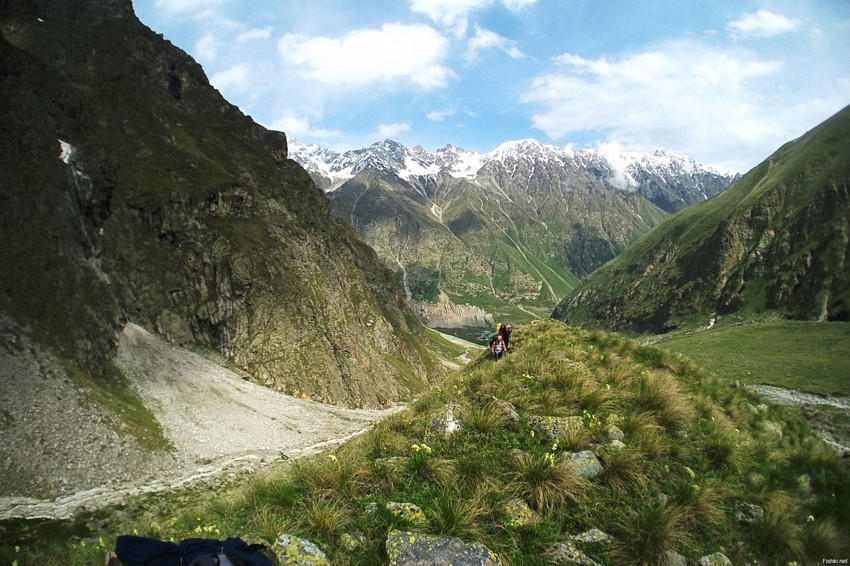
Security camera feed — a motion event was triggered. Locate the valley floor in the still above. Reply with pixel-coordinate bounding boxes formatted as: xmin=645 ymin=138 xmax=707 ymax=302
xmin=0 ymin=321 xmax=405 ymax=521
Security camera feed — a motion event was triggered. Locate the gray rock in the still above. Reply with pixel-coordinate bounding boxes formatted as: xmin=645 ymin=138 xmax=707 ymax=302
xmin=604 ymin=424 xmax=624 ymax=441
xmin=386 ymin=502 xmax=428 ymax=527
xmin=427 ymin=403 xmax=465 ymax=440
xmin=662 ymin=550 xmax=687 ymax=566
xmin=609 ymin=439 xmax=625 ymax=451
xmin=566 ymin=528 xmax=612 ymax=544
xmin=503 ymin=498 xmax=538 ymax=527
xmin=562 ymin=450 xmax=603 ymax=478
xmin=274 ymin=533 xmax=329 ymax=565
xmin=548 ymin=540 xmax=602 ymax=565
xmin=762 ymin=421 xmax=783 ymax=439
xmin=734 ymin=500 xmax=764 ymax=523
xmin=696 ymin=552 xmax=732 ymax=566
xmin=526 ymin=415 xmax=585 ymax=441
xmin=386 ymin=530 xmax=502 ymax=565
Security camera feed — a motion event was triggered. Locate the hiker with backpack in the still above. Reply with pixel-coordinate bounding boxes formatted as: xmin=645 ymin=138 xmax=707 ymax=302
xmin=495 ymin=322 xmax=513 ymax=353
xmin=491 ymin=334 xmax=506 ymax=360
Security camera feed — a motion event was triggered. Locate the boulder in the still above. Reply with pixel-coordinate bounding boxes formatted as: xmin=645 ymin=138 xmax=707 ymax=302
xmin=274 ymin=534 xmax=329 ymax=566
xmin=696 ymin=552 xmax=732 ymax=566
xmin=503 ymin=498 xmax=538 ymax=527
xmin=386 ymin=530 xmax=502 ymax=565
xmin=526 ymin=415 xmax=584 ymax=441
xmin=566 ymin=528 xmax=612 ymax=544
xmin=386 ymin=502 xmax=428 ymax=527
xmin=604 ymin=424 xmax=624 ymax=441
xmin=734 ymin=501 xmax=764 ymax=524
xmin=547 ymin=540 xmax=602 ymax=565
xmin=662 ymin=550 xmax=687 ymax=566
xmin=427 ymin=403 xmax=464 ymax=440
xmin=562 ymin=450 xmax=603 ymax=478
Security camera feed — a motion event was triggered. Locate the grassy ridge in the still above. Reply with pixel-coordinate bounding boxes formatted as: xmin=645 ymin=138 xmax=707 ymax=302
xmin=653 ymin=320 xmax=850 ymax=396
xmin=6 ymin=320 xmax=848 ymax=565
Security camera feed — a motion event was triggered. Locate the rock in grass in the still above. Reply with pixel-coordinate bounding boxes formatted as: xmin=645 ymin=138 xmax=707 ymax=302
xmin=427 ymin=403 xmax=464 ymax=440
xmin=734 ymin=501 xmax=764 ymax=523
xmin=696 ymin=552 xmax=732 ymax=566
xmin=386 ymin=502 xmax=428 ymax=527
xmin=662 ymin=549 xmax=687 ymax=566
xmin=526 ymin=415 xmax=584 ymax=441
xmin=386 ymin=530 xmax=502 ymax=565
xmin=604 ymin=424 xmax=624 ymax=441
xmin=566 ymin=528 xmax=612 ymax=544
xmin=561 ymin=450 xmax=603 ymax=478
xmin=548 ymin=540 xmax=602 ymax=565
xmin=274 ymin=534 xmax=329 ymax=566
xmin=503 ymin=498 xmax=538 ymax=527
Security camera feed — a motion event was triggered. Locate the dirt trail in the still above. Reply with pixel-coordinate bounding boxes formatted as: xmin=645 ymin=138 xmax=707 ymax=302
xmin=0 ymin=323 xmax=403 ymax=520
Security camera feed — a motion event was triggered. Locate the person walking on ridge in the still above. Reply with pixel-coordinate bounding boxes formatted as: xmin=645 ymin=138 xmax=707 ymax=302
xmin=491 ymin=334 xmax=506 ymax=360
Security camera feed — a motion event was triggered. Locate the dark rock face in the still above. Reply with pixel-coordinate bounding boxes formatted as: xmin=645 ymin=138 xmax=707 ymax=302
xmin=0 ymin=0 xmax=442 ymax=407
xmin=553 ymin=106 xmax=850 ymax=332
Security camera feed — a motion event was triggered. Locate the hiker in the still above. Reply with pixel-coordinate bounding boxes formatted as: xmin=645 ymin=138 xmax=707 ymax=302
xmin=491 ymin=334 xmax=506 ymax=360
xmin=501 ymin=323 xmax=512 ymax=351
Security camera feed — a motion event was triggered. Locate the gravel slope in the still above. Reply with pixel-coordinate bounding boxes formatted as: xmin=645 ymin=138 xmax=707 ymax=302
xmin=0 ymin=318 xmax=403 ymax=520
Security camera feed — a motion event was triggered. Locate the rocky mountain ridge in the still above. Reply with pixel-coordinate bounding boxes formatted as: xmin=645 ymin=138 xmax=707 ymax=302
xmin=0 ymin=0 xmax=442 ymax=414
xmin=290 ymin=138 xmax=737 ymax=325
xmin=290 ymin=137 xmax=738 ymax=212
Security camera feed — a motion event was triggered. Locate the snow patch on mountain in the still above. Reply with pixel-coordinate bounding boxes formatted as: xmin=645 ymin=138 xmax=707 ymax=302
xmin=289 ymin=137 xmax=738 ymax=194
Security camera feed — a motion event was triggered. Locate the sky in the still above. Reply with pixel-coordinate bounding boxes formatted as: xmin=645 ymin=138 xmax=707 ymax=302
xmin=132 ymin=0 xmax=850 ymax=172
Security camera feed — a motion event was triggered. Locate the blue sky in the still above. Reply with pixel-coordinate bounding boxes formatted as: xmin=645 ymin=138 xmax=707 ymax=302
xmin=132 ymin=0 xmax=849 ymax=172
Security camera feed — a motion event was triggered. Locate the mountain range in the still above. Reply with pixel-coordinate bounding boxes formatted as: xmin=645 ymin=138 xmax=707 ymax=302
xmin=290 ymin=138 xmax=739 ymax=325
xmin=553 ymin=105 xmax=850 ymax=333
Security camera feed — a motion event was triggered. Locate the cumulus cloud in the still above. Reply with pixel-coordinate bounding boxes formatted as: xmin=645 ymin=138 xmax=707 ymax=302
xmin=377 ymin=122 xmax=411 ymax=138
xmin=278 ymin=23 xmax=453 ymax=89
xmin=521 ymin=40 xmax=792 ymax=169
xmin=153 ymin=0 xmax=224 ymax=14
xmin=410 ymin=0 xmax=537 ymax=36
xmin=195 ymin=33 xmax=220 ymax=61
xmin=464 ymin=25 xmax=523 ymax=63
xmin=237 ymin=27 xmax=272 ymax=42
xmin=210 ymin=63 xmax=252 ymax=92
xmin=728 ymin=10 xmax=802 ymax=38
xmin=427 ymin=108 xmax=456 ymax=121
xmin=267 ymin=112 xmax=341 ymax=139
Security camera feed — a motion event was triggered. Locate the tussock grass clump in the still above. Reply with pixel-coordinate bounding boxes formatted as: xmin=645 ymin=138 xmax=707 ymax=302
xmin=510 ymin=452 xmax=587 ymax=512
xmin=610 ymin=505 xmax=684 ymax=566
xmin=629 ymin=369 xmax=694 ymax=430
xmin=600 ymin=447 xmax=648 ymax=494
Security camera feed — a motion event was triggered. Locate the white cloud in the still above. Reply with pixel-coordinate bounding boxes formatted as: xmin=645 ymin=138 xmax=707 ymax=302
xmin=237 ymin=27 xmax=272 ymax=42
xmin=210 ymin=63 xmax=251 ymax=93
xmin=194 ymin=33 xmax=220 ymax=61
xmin=409 ymin=0 xmax=537 ymax=36
xmin=427 ymin=108 xmax=456 ymax=121
xmin=521 ymin=40 xmax=794 ymax=169
xmin=278 ymin=23 xmax=453 ymax=90
xmin=464 ymin=25 xmax=523 ymax=63
xmin=152 ymin=0 xmax=224 ymax=14
xmin=377 ymin=122 xmax=411 ymax=138
xmin=267 ymin=112 xmax=341 ymax=139
xmin=728 ymin=10 xmax=802 ymax=38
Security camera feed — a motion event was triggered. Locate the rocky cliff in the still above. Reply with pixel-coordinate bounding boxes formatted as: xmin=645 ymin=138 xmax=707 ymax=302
xmin=0 ymin=0 xmax=442 ymax=408
xmin=553 ymin=106 xmax=850 ymax=333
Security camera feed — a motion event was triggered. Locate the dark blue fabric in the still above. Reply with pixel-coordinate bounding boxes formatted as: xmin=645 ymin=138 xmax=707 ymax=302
xmin=116 ymin=535 xmax=272 ymax=566
xmin=115 ymin=535 xmax=180 ymax=566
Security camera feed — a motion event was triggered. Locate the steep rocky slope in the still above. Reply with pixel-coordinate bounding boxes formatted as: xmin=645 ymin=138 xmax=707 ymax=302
xmin=553 ymin=106 xmax=850 ymax=333
xmin=0 ymin=0 xmax=442 ymax=409
xmin=291 ymin=138 xmax=736 ymax=324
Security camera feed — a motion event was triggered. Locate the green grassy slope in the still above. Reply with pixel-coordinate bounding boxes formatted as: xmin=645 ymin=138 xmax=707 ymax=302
xmin=12 ymin=320 xmax=848 ymax=565
xmin=653 ymin=320 xmax=850 ymax=396
xmin=553 ymin=105 xmax=850 ymax=333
